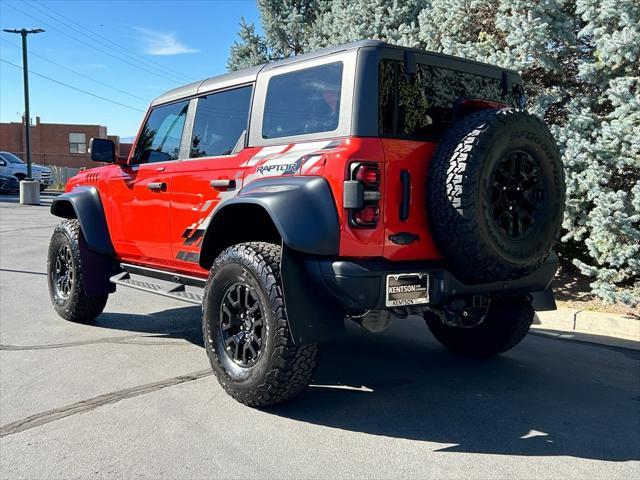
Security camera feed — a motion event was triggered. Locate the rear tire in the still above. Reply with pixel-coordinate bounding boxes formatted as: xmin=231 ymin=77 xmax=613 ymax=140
xmin=424 ymin=296 xmax=534 ymax=357
xmin=202 ymin=242 xmax=319 ymax=407
xmin=47 ymin=219 xmax=108 ymax=322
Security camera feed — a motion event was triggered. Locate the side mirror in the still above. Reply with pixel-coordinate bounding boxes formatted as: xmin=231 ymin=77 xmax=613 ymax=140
xmin=0 ymin=159 xmax=6 ymax=166
xmin=90 ymin=138 xmax=116 ymax=163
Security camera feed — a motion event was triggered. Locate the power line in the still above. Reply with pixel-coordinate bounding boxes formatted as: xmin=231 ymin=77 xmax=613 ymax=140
xmin=0 ymin=58 xmax=147 ymax=113
xmin=1 ymin=37 xmax=150 ymax=105
xmin=4 ymin=2 xmax=187 ymax=86
xmin=30 ymin=0 xmax=193 ymax=83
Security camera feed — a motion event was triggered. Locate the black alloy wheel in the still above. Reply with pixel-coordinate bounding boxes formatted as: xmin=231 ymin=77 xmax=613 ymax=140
xmin=52 ymin=244 xmax=74 ymax=303
xmin=219 ymin=282 xmax=265 ymax=367
xmin=490 ymin=150 xmax=543 ymax=239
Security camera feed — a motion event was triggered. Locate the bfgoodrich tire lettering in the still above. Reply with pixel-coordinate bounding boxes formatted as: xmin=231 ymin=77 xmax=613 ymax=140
xmin=47 ymin=219 xmax=108 ymax=322
xmin=427 ymin=108 xmax=565 ymax=282
xmin=202 ymin=242 xmax=319 ymax=407
xmin=425 ymin=296 xmax=535 ymax=357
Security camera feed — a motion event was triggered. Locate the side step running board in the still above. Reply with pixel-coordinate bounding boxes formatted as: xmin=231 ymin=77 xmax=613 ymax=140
xmin=110 ymin=271 xmax=204 ymax=305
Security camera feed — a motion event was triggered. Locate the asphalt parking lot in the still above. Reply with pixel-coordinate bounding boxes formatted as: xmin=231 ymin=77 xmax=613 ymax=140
xmin=1 ymin=194 xmax=639 ymax=479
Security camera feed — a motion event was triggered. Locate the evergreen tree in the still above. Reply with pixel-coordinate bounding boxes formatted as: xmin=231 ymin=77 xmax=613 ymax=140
xmin=306 ymin=0 xmax=426 ymax=49
xmin=227 ymin=18 xmax=270 ymax=71
xmin=257 ymin=0 xmax=326 ymax=57
xmin=558 ymin=0 xmax=640 ymax=304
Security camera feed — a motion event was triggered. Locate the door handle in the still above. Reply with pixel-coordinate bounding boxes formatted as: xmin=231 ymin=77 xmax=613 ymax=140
xmin=147 ymin=181 xmax=167 ymax=192
xmin=210 ymin=179 xmax=236 ymax=191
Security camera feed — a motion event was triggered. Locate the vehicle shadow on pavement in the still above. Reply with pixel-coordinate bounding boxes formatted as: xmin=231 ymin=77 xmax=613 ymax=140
xmin=92 ymin=306 xmax=639 ymax=462
xmin=93 ymin=306 xmax=204 ymax=347
xmin=269 ymin=316 xmax=640 ymax=462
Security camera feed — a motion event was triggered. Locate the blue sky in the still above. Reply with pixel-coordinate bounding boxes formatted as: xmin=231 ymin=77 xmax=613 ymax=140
xmin=0 ymin=0 xmax=260 ymax=138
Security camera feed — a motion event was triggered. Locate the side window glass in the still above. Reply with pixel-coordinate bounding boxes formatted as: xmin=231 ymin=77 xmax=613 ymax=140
xmin=262 ymin=62 xmax=343 ymax=139
xmin=190 ymin=85 xmax=252 ymax=158
xmin=133 ymin=100 xmax=188 ymax=164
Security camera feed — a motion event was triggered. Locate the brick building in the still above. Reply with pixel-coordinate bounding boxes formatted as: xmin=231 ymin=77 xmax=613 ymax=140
xmin=0 ymin=117 xmax=130 ymax=168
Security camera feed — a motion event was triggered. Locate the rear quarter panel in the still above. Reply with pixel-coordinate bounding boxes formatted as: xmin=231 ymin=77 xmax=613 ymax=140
xmin=380 ymin=139 xmax=442 ymax=261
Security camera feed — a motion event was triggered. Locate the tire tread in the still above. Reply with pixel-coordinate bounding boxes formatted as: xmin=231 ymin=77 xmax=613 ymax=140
xmin=47 ymin=219 xmax=108 ymax=322
xmin=203 ymin=242 xmax=319 ymax=407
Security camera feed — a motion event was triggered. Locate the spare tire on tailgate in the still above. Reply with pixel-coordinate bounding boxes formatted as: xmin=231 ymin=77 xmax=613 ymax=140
xmin=427 ymin=108 xmax=565 ymax=283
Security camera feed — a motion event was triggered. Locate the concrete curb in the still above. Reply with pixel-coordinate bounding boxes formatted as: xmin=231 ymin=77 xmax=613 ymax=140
xmin=534 ymin=308 xmax=640 ymax=345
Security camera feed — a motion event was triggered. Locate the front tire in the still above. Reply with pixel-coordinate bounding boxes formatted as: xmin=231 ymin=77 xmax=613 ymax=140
xmin=425 ymin=296 xmax=535 ymax=357
xmin=202 ymin=242 xmax=319 ymax=407
xmin=47 ymin=219 xmax=108 ymax=322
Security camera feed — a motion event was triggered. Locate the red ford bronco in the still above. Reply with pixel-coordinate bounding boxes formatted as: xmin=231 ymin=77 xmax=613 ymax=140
xmin=47 ymin=41 xmax=565 ymax=406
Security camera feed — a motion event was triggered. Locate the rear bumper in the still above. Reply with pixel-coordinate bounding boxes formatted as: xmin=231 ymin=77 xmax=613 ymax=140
xmin=306 ymin=253 xmax=558 ymax=311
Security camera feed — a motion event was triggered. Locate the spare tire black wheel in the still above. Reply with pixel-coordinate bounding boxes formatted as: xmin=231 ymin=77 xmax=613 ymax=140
xmin=427 ymin=108 xmax=565 ymax=283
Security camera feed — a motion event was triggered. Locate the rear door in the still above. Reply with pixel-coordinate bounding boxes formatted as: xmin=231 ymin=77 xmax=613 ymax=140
xmin=169 ymin=85 xmax=254 ymax=274
xmin=108 ymin=100 xmax=188 ymax=267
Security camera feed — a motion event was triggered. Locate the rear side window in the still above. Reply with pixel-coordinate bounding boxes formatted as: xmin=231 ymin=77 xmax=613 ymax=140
xmin=134 ymin=100 xmax=188 ymax=164
xmin=190 ymin=85 xmax=252 ymax=158
xmin=262 ymin=62 xmax=343 ymax=139
xmin=379 ymin=60 xmax=516 ymax=141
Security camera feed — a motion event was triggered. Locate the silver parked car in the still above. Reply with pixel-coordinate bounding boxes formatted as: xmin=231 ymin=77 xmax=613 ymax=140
xmin=0 ymin=151 xmax=53 ymax=191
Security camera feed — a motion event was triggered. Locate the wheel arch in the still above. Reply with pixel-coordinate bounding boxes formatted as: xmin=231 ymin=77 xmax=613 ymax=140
xmin=50 ymin=186 xmax=115 ymax=256
xmin=198 ymin=176 xmax=340 ymax=270
xmin=199 ymin=203 xmax=281 ymax=270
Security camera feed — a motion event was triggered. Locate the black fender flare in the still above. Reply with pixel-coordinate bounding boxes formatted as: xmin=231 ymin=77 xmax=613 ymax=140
xmin=50 ymin=187 xmax=117 ymax=296
xmin=200 ymin=176 xmax=344 ymax=345
xmin=50 ymin=186 xmax=115 ymax=256
xmin=199 ymin=176 xmax=340 ymax=269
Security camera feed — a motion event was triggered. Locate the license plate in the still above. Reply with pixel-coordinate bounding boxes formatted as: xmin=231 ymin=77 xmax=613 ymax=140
xmin=385 ymin=273 xmax=429 ymax=307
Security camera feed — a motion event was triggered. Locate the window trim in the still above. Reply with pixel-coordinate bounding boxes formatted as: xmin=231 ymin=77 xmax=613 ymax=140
xmin=182 ymin=83 xmax=254 ymax=161
xmin=130 ymin=99 xmax=190 ymax=166
xmin=69 ymin=132 xmax=87 ymax=154
xmin=248 ymin=51 xmax=357 ymax=147
xmin=261 ymin=61 xmax=344 ymax=141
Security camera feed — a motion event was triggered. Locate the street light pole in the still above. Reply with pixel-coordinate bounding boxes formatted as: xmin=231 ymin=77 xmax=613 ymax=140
xmin=3 ymin=28 xmax=44 ymax=179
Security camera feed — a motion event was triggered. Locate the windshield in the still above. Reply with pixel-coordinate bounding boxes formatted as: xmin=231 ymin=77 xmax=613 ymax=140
xmin=0 ymin=152 xmax=24 ymax=164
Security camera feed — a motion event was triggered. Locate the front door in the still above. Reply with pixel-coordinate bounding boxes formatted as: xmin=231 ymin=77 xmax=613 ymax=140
xmin=109 ymin=100 xmax=189 ymax=268
xmin=169 ymin=85 xmax=254 ymax=275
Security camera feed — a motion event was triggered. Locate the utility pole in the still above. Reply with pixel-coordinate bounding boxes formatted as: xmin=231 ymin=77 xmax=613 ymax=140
xmin=3 ymin=28 xmax=44 ymax=178
xmin=3 ymin=28 xmax=44 ymax=205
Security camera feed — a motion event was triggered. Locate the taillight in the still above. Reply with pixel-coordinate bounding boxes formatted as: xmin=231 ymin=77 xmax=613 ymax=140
xmin=344 ymin=162 xmax=381 ymax=228
xmin=353 ymin=163 xmax=380 ymax=186
xmin=353 ymin=205 xmax=379 ymax=226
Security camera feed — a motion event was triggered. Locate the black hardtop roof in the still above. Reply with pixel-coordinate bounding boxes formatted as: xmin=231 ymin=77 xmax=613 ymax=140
xmin=151 ymin=40 xmax=519 ymax=107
